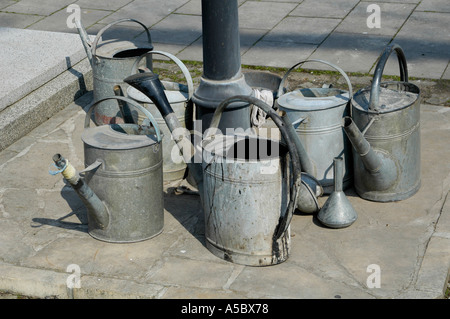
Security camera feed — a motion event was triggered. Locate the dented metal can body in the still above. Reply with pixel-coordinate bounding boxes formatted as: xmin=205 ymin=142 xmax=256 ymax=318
xmin=202 ymin=135 xmax=290 ymax=266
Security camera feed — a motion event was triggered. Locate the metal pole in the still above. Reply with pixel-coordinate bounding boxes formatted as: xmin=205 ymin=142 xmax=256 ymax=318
xmin=202 ymin=0 xmax=240 ymax=80
xmin=192 ymin=0 xmax=253 ymax=133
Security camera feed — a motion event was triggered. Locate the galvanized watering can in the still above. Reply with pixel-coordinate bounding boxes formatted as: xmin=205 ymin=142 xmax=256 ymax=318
xmin=76 ymin=18 xmax=153 ymax=125
xmin=127 ymin=51 xmax=194 ymax=181
xmin=343 ymin=44 xmax=421 ymax=202
xmin=277 ymin=59 xmax=353 ymax=195
xmin=123 ymin=72 xmax=310 ymax=266
xmin=51 ymin=96 xmax=164 ymax=243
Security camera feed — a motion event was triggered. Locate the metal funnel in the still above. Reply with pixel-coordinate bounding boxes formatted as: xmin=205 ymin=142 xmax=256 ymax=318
xmin=317 ymin=157 xmax=357 ymax=228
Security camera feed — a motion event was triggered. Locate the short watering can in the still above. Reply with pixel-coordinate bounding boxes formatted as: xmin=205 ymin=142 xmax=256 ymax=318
xmin=127 ymin=50 xmax=194 ymax=182
xmin=277 ymin=59 xmax=353 ymax=195
xmin=76 ymin=18 xmax=153 ymax=125
xmin=343 ymin=44 xmax=421 ymax=202
xmin=51 ymin=96 xmax=164 ymax=243
xmin=122 ymin=72 xmax=316 ymax=266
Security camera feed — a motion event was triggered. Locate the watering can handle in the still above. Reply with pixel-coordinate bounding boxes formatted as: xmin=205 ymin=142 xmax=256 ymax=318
xmin=130 ymin=50 xmax=194 ymax=101
xmin=91 ymin=18 xmax=153 ymax=58
xmin=207 ymin=95 xmax=302 ymax=240
xmin=368 ymin=44 xmax=408 ymax=111
xmin=84 ymin=96 xmax=162 ymax=143
xmin=277 ymin=59 xmax=353 ymax=99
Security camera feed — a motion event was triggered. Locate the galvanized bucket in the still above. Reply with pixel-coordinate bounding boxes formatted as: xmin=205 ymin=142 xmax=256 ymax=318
xmin=243 ymin=71 xmax=284 ymax=129
xmin=201 ymin=96 xmax=302 ymax=266
xmin=127 ymin=50 xmax=194 ymax=181
xmin=76 ymin=18 xmax=153 ymax=125
xmin=82 ymin=96 xmax=164 ymax=243
xmin=243 ymin=70 xmax=284 ymax=102
xmin=277 ymin=59 xmax=353 ymax=194
xmin=346 ymin=44 xmax=421 ymax=202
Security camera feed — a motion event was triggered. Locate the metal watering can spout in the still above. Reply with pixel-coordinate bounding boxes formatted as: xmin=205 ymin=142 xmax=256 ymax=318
xmin=342 ymin=116 xmax=397 ymax=191
xmin=285 ymin=116 xmax=315 ymax=176
xmin=75 ymin=18 xmax=93 ymax=65
xmin=50 ymin=153 xmax=110 ymax=229
xmin=123 ymin=72 xmax=204 ymax=195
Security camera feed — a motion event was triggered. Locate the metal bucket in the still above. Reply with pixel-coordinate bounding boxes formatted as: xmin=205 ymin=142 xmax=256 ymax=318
xmin=243 ymin=70 xmax=283 ymax=101
xmin=349 ymin=44 xmax=421 ymax=202
xmin=277 ymin=59 xmax=353 ymax=194
xmin=127 ymin=51 xmax=194 ymax=181
xmin=201 ymin=96 xmax=302 ymax=267
xmin=76 ymin=18 xmax=153 ymax=125
xmin=243 ymin=71 xmax=284 ymax=131
xmin=82 ymin=96 xmax=164 ymax=243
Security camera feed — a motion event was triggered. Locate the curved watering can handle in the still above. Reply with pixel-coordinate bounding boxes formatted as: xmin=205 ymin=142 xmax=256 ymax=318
xmin=130 ymin=50 xmax=194 ymax=101
xmin=91 ymin=18 xmax=153 ymax=57
xmin=206 ymin=95 xmax=302 ymax=240
xmin=276 ymin=59 xmax=353 ymax=99
xmin=84 ymin=96 xmax=162 ymax=142
xmin=368 ymin=44 xmax=408 ymax=111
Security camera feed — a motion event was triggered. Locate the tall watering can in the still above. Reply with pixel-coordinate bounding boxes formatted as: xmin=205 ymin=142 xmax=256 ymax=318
xmin=343 ymin=44 xmax=421 ymax=202
xmin=51 ymin=96 xmax=164 ymax=243
xmin=127 ymin=51 xmax=194 ymax=182
xmin=76 ymin=18 xmax=153 ymax=125
xmin=277 ymin=59 xmax=353 ymax=195
xmin=123 ymin=72 xmax=310 ymax=266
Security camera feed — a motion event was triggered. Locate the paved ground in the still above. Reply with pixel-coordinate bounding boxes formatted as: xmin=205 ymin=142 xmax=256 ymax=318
xmin=0 ymin=0 xmax=449 ymax=301
xmin=1 ymin=90 xmax=449 ymax=300
xmin=0 ymin=0 xmax=449 ymax=79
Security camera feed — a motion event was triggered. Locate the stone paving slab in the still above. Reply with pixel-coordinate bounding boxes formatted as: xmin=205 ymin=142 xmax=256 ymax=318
xmin=1 ymin=0 xmax=448 ymax=79
xmin=0 ymin=0 xmax=449 ymax=301
xmin=335 ymin=2 xmax=416 ymax=37
xmin=0 ymin=57 xmax=92 ymax=151
xmin=386 ymin=11 xmax=450 ymax=79
xmin=0 ymin=93 xmax=449 ymax=299
xmin=308 ymin=32 xmax=392 ymax=73
xmin=290 ymin=0 xmax=359 ymax=19
xmin=0 ymin=27 xmax=87 ymax=111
